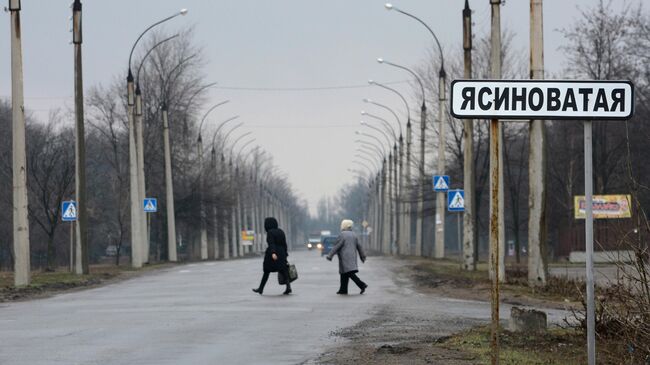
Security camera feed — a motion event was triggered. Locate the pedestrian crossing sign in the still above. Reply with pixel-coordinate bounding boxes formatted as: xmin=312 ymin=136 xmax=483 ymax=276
xmin=447 ymin=190 xmax=465 ymax=212
xmin=433 ymin=175 xmax=450 ymax=192
xmin=61 ymin=201 xmax=78 ymax=222
xmin=143 ymin=198 xmax=157 ymax=213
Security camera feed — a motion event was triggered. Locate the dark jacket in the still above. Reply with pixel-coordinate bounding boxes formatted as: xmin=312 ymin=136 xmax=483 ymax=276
xmin=263 ymin=217 xmax=288 ymax=273
xmin=327 ymin=230 xmax=366 ymax=274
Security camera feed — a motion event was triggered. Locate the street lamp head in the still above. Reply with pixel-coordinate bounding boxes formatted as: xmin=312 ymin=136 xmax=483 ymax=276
xmin=361 ymin=110 xmax=367 ymax=115
xmin=368 ymin=79 xmax=375 ymax=85
xmin=384 ymin=3 xmax=394 ymax=10
xmin=362 ymin=98 xmax=371 ymax=103
xmin=377 ymin=58 xmax=384 ymax=63
xmin=360 ymin=121 xmax=367 ymax=125
xmin=180 ymin=8 xmax=188 ymax=15
xmin=355 ymin=131 xmax=361 ymax=135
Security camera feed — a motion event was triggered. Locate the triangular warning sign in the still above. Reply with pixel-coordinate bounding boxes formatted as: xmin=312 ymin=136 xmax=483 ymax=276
xmin=449 ymin=192 xmax=465 ymax=209
xmin=62 ymin=203 xmax=77 ymax=219
xmin=434 ymin=177 xmax=449 ymax=190
xmin=145 ymin=200 xmax=155 ymax=211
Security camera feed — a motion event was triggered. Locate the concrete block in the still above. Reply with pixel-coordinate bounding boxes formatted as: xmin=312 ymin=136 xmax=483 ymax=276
xmin=509 ymin=307 xmax=547 ymax=333
xmin=569 ymin=250 xmax=635 ymax=263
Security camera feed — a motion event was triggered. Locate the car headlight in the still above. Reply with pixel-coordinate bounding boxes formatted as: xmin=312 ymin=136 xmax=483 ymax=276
xmin=317 ymin=243 xmax=323 ymax=249
xmin=307 ymin=243 xmax=312 ymax=248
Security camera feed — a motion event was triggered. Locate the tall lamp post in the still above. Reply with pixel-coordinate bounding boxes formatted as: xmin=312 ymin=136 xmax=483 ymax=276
xmin=136 ymin=36 xmax=183 ymax=263
xmin=362 ymin=97 xmax=405 ymax=255
xmin=220 ymin=122 xmax=245 ymax=257
xmin=196 ymin=101 xmax=230 ymax=260
xmin=209 ymin=116 xmax=240 ymax=259
xmin=363 ymin=94 xmax=406 ymax=254
xmin=126 ymin=8 xmax=187 ymax=268
xmin=377 ymin=57 xmax=426 ymax=257
xmin=384 ymin=4 xmax=447 ymax=259
xmin=9 ymin=0 xmax=30 ymax=286
xmin=134 ymin=35 xmax=179 ymax=262
xmin=71 ymin=0 xmax=89 ymax=275
xmin=228 ymin=132 xmax=253 ymax=257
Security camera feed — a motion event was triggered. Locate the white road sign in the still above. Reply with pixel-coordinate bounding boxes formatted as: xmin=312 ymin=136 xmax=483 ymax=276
xmin=450 ymin=80 xmax=634 ymax=120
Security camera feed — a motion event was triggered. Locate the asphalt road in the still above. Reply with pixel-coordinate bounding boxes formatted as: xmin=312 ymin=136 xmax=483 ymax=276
xmin=0 ymin=250 xmax=569 ymax=365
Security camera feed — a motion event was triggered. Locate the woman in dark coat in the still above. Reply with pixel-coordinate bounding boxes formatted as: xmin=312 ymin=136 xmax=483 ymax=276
xmin=326 ymin=219 xmax=367 ymax=295
xmin=252 ymin=217 xmax=292 ymax=295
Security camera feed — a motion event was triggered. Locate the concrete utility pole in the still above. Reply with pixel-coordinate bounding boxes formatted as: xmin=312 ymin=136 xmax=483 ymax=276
xmin=434 ymin=67 xmax=447 ymax=259
xmin=72 ymin=0 xmax=89 ymax=275
xmin=162 ymin=104 xmax=177 ymax=262
xmin=197 ymin=134 xmax=208 ymax=260
xmin=126 ymin=8 xmax=187 ymax=268
xmin=528 ymin=0 xmax=548 ymax=285
xmin=489 ymin=1 xmax=503 ymax=363
xmin=393 ymin=145 xmax=399 ymax=254
xmin=221 ymin=154 xmax=230 ymax=259
xmin=127 ymin=72 xmax=142 ymax=268
xmin=210 ymin=147 xmax=219 ymax=259
xmin=416 ymin=101 xmax=426 ymax=257
xmin=134 ymin=88 xmax=148 ymax=264
xmin=9 ymin=0 xmax=30 ymax=286
xmin=462 ymin=0 xmax=477 ymax=271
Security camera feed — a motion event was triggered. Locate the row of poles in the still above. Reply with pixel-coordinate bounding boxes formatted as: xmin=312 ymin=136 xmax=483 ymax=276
xmin=7 ymin=1 xmax=299 ymax=287
xmin=351 ymin=2 xmax=463 ymax=260
xmin=352 ymin=2 xmax=548 ymax=364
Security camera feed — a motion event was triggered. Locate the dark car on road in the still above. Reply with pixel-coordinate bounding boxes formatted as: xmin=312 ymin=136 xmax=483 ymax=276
xmin=320 ymin=235 xmax=338 ymax=256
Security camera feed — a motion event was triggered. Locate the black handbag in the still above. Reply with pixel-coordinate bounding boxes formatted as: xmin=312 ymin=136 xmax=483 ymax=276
xmin=278 ymin=262 xmax=298 ymax=285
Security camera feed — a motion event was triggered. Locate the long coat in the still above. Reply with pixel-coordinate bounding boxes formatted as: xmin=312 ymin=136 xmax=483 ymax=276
xmin=263 ymin=218 xmax=288 ymax=273
xmin=327 ymin=230 xmax=366 ymax=274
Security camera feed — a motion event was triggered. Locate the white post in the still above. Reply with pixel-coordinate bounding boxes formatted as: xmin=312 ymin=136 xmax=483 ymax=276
xmin=528 ymin=0 xmax=548 ymax=285
xmin=162 ymin=107 xmax=177 ymax=262
xmin=127 ymin=74 xmax=142 ymax=268
xmin=462 ymin=0 xmax=477 ymax=271
xmin=72 ymin=0 xmax=89 ymax=275
xmin=197 ymin=135 xmax=208 ymax=260
xmin=435 ymin=73 xmax=447 ymax=259
xmin=135 ymin=90 xmax=148 ymax=264
xmin=584 ymin=121 xmax=596 ymax=365
xmin=9 ymin=0 xmax=31 ymax=287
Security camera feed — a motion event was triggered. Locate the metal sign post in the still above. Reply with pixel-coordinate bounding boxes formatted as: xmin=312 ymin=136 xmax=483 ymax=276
xmin=448 ymin=189 xmax=465 ymax=267
xmin=450 ymin=79 xmax=634 ymax=365
xmin=584 ymin=121 xmax=595 ymax=365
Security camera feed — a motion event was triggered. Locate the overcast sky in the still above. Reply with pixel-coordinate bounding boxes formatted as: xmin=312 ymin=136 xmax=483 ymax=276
xmin=0 ymin=0 xmax=637 ymax=214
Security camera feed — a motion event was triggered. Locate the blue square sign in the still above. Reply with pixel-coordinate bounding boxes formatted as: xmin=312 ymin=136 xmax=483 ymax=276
xmin=143 ymin=198 xmax=158 ymax=213
xmin=447 ymin=190 xmax=465 ymax=212
xmin=433 ymin=175 xmax=450 ymax=192
xmin=62 ymin=201 xmax=78 ymax=222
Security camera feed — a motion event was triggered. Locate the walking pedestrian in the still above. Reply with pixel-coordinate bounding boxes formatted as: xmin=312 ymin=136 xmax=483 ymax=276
xmin=252 ymin=217 xmax=292 ymax=295
xmin=326 ymin=219 xmax=368 ymax=295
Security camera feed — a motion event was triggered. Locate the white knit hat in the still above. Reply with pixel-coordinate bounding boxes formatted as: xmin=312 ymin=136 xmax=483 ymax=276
xmin=340 ymin=219 xmax=354 ymax=231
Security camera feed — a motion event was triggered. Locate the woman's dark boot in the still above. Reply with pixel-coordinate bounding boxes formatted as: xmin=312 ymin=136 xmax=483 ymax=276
xmin=253 ymin=272 xmax=270 ymax=295
xmin=283 ymin=284 xmax=292 ymax=295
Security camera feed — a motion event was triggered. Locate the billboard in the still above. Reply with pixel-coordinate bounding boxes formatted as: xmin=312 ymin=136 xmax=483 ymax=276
xmin=574 ymin=195 xmax=632 ymax=219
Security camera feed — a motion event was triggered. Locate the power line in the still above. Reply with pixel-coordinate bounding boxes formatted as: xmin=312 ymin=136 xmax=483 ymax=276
xmin=214 ymin=80 xmax=409 ymax=92
xmin=246 ymin=124 xmax=356 ymax=129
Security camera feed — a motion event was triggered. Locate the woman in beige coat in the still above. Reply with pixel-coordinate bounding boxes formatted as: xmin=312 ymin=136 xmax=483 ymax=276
xmin=326 ymin=219 xmax=367 ymax=295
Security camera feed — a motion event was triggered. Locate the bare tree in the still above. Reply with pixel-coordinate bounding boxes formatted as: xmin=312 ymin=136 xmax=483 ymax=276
xmin=26 ymin=111 xmax=75 ymax=271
